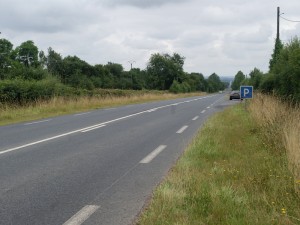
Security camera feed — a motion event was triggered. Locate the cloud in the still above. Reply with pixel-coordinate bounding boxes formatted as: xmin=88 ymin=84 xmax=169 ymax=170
xmin=102 ymin=0 xmax=188 ymax=8
xmin=0 ymin=0 xmax=299 ymax=76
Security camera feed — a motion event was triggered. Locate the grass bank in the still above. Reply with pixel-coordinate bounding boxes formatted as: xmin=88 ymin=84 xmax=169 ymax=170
xmin=137 ymin=101 xmax=300 ymax=224
xmin=0 ymin=90 xmax=205 ymax=126
xmin=249 ymin=94 xmax=300 ymax=196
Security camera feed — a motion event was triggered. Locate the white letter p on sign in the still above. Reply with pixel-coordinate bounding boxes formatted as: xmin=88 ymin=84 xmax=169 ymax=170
xmin=244 ymin=89 xmax=249 ymax=96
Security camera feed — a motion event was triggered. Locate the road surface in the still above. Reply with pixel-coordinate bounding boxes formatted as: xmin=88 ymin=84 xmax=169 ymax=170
xmin=0 ymin=93 xmax=237 ymax=225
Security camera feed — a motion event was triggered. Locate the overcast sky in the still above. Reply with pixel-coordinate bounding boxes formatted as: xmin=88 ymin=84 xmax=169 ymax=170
xmin=0 ymin=0 xmax=299 ymax=77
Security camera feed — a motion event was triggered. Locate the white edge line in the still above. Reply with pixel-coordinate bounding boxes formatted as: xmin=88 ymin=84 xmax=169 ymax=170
xmin=192 ymin=116 xmax=199 ymax=121
xmin=176 ymin=125 xmax=188 ymax=134
xmin=1 ymin=96 xmax=214 ymax=155
xmin=140 ymin=145 xmax=167 ymax=164
xmin=74 ymin=112 xmax=91 ymax=116
xmin=81 ymin=125 xmax=106 ymax=133
xmin=0 ymin=129 xmax=81 ymax=155
xmin=24 ymin=119 xmax=51 ymax=125
xmin=62 ymin=205 xmax=99 ymax=225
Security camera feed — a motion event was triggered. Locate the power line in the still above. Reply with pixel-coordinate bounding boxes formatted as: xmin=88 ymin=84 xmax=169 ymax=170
xmin=280 ymin=15 xmax=300 ymax=23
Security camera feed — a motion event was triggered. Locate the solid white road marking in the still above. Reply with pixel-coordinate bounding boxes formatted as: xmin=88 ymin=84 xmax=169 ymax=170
xmin=81 ymin=125 xmax=106 ymax=133
xmin=1 ymin=95 xmax=218 ymax=155
xmin=140 ymin=145 xmax=167 ymax=164
xmin=192 ymin=116 xmax=199 ymax=121
xmin=74 ymin=112 xmax=91 ymax=116
xmin=104 ymin=108 xmax=117 ymax=110
xmin=62 ymin=205 xmax=99 ymax=225
xmin=201 ymin=110 xmax=206 ymax=113
xmin=147 ymin=108 xmax=158 ymax=112
xmin=24 ymin=119 xmax=51 ymax=125
xmin=176 ymin=125 xmax=188 ymax=134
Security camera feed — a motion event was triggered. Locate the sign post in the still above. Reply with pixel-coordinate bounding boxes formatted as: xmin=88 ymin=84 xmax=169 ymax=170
xmin=240 ymin=86 xmax=253 ymax=99
xmin=240 ymin=86 xmax=253 ymax=110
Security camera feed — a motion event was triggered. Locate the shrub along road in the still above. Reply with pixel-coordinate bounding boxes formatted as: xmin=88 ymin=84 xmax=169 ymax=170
xmin=0 ymin=93 xmax=238 ymax=225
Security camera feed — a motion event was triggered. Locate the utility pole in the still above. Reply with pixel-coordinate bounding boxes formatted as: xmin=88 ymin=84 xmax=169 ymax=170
xmin=128 ymin=60 xmax=135 ymax=70
xmin=277 ymin=6 xmax=280 ymax=40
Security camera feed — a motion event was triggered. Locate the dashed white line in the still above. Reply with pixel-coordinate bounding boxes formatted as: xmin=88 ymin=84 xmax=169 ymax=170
xmin=24 ymin=119 xmax=51 ymax=125
xmin=201 ymin=110 xmax=206 ymax=114
xmin=62 ymin=205 xmax=99 ymax=225
xmin=192 ymin=116 xmax=199 ymax=121
xmin=176 ymin=125 xmax=188 ymax=134
xmin=140 ymin=145 xmax=167 ymax=164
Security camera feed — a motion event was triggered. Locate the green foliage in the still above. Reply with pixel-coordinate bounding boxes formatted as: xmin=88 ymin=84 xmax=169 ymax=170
xmin=0 ymin=77 xmax=74 ymax=104
xmin=1 ymin=36 xmax=234 ymax=106
xmin=146 ymin=53 xmax=185 ymax=90
xmin=261 ymin=37 xmax=300 ymax=103
xmin=206 ymin=73 xmax=224 ymax=93
xmin=187 ymin=73 xmax=207 ymax=92
xmin=269 ymin=38 xmax=283 ymax=72
xmin=169 ymin=80 xmax=192 ymax=93
xmin=14 ymin=40 xmax=39 ymax=67
xmin=248 ymin=68 xmax=263 ymax=89
xmin=273 ymin=37 xmax=300 ymax=101
xmin=231 ymin=71 xmax=245 ymax=90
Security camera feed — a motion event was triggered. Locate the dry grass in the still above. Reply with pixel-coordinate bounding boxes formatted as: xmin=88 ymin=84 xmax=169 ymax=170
xmin=0 ymin=91 xmax=205 ymax=126
xmin=249 ymin=93 xmax=300 ymax=194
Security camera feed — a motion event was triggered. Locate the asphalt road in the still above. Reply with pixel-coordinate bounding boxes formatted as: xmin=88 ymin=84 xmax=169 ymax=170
xmin=0 ymin=93 xmax=238 ymax=225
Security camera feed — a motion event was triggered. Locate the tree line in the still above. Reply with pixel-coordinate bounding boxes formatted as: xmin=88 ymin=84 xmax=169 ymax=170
xmin=0 ymin=39 xmax=227 ymax=105
xmin=231 ymin=36 xmax=300 ymax=103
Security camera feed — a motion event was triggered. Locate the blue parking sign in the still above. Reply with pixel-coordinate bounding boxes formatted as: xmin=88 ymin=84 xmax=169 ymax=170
xmin=240 ymin=86 xmax=253 ymax=99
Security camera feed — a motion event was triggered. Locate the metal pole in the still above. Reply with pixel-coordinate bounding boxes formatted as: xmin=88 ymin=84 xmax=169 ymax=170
xmin=277 ymin=7 xmax=280 ymax=40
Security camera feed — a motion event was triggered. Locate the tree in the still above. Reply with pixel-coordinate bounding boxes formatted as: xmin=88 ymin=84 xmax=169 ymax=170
xmin=14 ymin=40 xmax=39 ymax=67
xmin=206 ymin=73 xmax=224 ymax=93
xmin=272 ymin=37 xmax=300 ymax=102
xmin=249 ymin=68 xmax=263 ymax=89
xmin=146 ymin=53 xmax=185 ymax=90
xmin=231 ymin=71 xmax=245 ymax=90
xmin=186 ymin=72 xmax=207 ymax=92
xmin=0 ymin=39 xmax=14 ymax=78
xmin=269 ymin=38 xmax=283 ymax=72
xmin=61 ymin=55 xmax=93 ymax=84
xmin=46 ymin=47 xmax=64 ymax=79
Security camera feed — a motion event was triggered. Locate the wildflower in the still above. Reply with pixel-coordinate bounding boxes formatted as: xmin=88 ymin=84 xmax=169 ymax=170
xmin=281 ymin=208 xmax=286 ymax=215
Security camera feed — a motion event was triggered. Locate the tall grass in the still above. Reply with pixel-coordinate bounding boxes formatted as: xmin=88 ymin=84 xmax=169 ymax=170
xmin=249 ymin=93 xmax=300 ymax=195
xmin=137 ymin=100 xmax=300 ymax=225
xmin=0 ymin=91 xmax=205 ymax=126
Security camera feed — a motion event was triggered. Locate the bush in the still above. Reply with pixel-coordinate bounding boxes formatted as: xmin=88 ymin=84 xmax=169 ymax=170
xmin=169 ymin=80 xmax=192 ymax=93
xmin=0 ymin=77 xmax=75 ymax=105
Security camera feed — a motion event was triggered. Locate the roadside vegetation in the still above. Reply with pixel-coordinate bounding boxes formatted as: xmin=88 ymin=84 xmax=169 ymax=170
xmin=0 ymin=38 xmax=226 ymax=105
xmin=137 ymin=98 xmax=300 ymax=225
xmin=0 ymin=91 xmax=205 ymax=126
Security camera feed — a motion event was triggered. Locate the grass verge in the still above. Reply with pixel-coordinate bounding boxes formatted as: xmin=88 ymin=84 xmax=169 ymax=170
xmin=0 ymin=91 xmax=204 ymax=126
xmin=137 ymin=104 xmax=300 ymax=225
